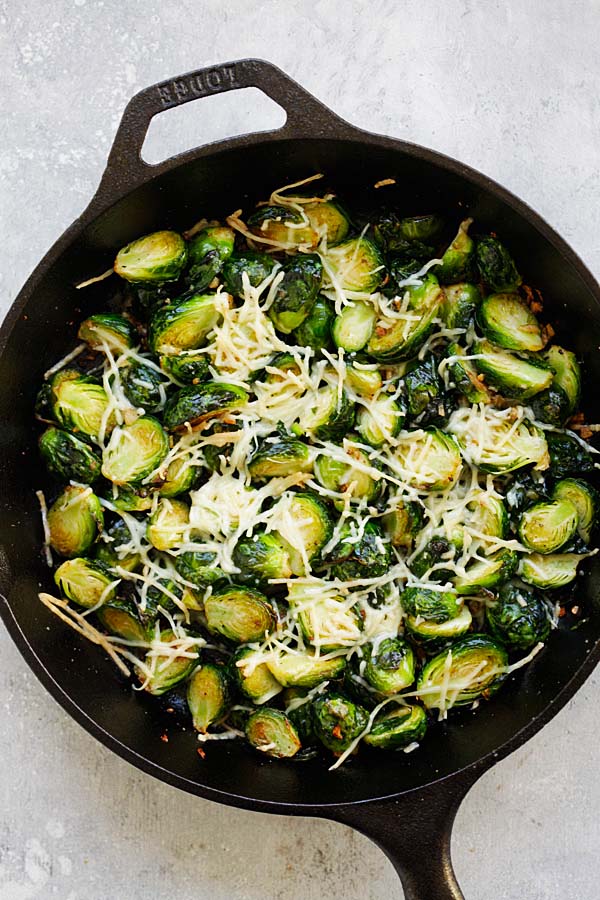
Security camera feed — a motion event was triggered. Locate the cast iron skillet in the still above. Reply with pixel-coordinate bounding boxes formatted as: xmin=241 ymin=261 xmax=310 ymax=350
xmin=2 ymin=59 xmax=600 ymax=899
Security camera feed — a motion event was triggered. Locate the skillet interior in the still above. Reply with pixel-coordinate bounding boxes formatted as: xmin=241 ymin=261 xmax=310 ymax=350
xmin=2 ymin=136 xmax=600 ymax=809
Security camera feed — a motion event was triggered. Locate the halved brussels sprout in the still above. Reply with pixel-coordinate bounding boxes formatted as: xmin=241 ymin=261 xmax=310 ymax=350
xmin=245 ymin=708 xmax=301 ymax=758
xmin=441 ymin=283 xmax=481 ymax=329
xmin=473 ymin=339 xmax=553 ymax=400
xmin=115 ymin=230 xmax=187 ymax=284
xmin=248 ymin=205 xmax=317 ymax=247
xmin=448 ymin=407 xmax=549 ymax=474
xmin=366 ymin=275 xmax=444 ymax=362
xmin=248 ymin=436 xmax=313 ymax=479
xmin=93 ymin=519 xmax=140 ymax=572
xmin=137 ymin=629 xmax=198 ymax=696
xmin=475 ymin=236 xmax=521 ymax=292
xmin=268 ymin=254 xmax=323 ymax=334
xmin=552 ymin=478 xmax=598 ymax=544
xmin=204 ymin=585 xmax=275 ymax=643
xmin=400 ymin=586 xmax=461 ymax=623
xmin=96 ymin=595 xmax=148 ymax=642
xmin=186 ymin=226 xmax=235 ymax=291
xmin=232 ymin=531 xmax=293 ymax=586
xmin=409 ymin=536 xmax=459 ymax=582
xmin=222 ymin=251 xmax=275 ymax=296
xmin=286 ymin=693 xmax=317 ymax=746
xmin=110 ymin=486 xmax=156 ymax=512
xmin=356 ymin=394 xmax=404 ymax=447
xmin=187 ymin=663 xmax=231 ymax=732
xmin=404 ymin=355 xmax=444 ymax=423
xmin=78 ymin=313 xmax=135 ymax=354
xmin=467 ymin=493 xmax=508 ymax=539
xmin=47 ymin=485 xmax=103 ymax=559
xmin=518 ymin=498 xmax=579 ymax=554
xmin=454 ymin=549 xmax=518 ymax=595
xmin=394 ymin=428 xmax=462 ymax=491
xmin=266 ymin=651 xmax=346 ymax=688
xmin=121 ymin=364 xmax=165 ymax=412
xmin=163 ymin=382 xmax=248 ymax=432
xmin=159 ymin=454 xmax=202 ymax=498
xmin=486 ymin=583 xmax=550 ymax=650
xmin=312 ymin=692 xmax=369 ymax=753
xmin=323 ymin=236 xmax=384 ymax=292
xmin=298 ymin=385 xmax=355 ymax=441
xmin=174 ymin=550 xmax=225 ymax=589
xmin=397 ymin=214 xmax=443 ymax=242
xmin=520 ymin=552 xmax=584 ymax=589
xmin=102 ymin=416 xmax=169 ymax=485
xmin=50 ymin=370 xmax=113 ymax=442
xmin=274 ymin=493 xmax=333 ymax=575
xmin=146 ymin=498 xmax=189 ymax=551
xmin=292 ymin=295 xmax=335 ymax=351
xmin=405 ymin=605 xmax=473 ymax=647
xmin=364 ymin=637 xmax=416 ymax=694
xmin=344 ymin=364 xmax=382 ymax=397
xmin=372 ymin=211 xmax=437 ymax=256
xmin=54 ymin=557 xmax=116 ymax=608
xmin=546 ymin=431 xmax=595 ymax=478
xmin=287 ymin=581 xmax=362 ymax=650
xmin=447 ymin=342 xmax=492 ymax=404
xmin=435 ymin=219 xmax=475 ymax=284
xmin=232 ymin=647 xmax=283 ymax=704
xmin=530 ymin=386 xmax=571 ymax=427
xmin=39 ymin=427 xmax=102 ymax=484
xmin=314 ymin=446 xmax=382 ymax=507
xmin=305 ymin=199 xmax=351 ymax=246
xmin=332 ymin=300 xmax=377 ymax=351
xmin=417 ymin=634 xmax=508 ymax=710
xmin=326 ymin=520 xmax=391 ymax=581
xmin=545 ymin=345 xmax=581 ymax=415
xmin=149 ymin=293 xmax=222 ymax=354
xmin=382 ymin=501 xmax=424 ymax=549
xmin=364 ymin=703 xmax=427 ymax=750
xmin=478 ymin=293 xmax=543 ymax=352
xmin=159 ymin=352 xmax=210 ymax=385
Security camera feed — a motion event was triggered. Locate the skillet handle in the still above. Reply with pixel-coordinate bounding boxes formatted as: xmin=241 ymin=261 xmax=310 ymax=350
xmin=326 ymin=769 xmax=481 ymax=900
xmin=88 ymin=58 xmax=355 ymax=212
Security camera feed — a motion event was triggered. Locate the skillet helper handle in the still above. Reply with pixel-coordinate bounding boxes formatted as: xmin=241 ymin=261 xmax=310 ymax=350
xmin=328 ymin=772 xmax=480 ymax=900
xmin=89 ymin=58 xmax=354 ymax=210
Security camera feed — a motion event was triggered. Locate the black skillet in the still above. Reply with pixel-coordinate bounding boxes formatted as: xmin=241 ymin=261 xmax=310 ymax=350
xmin=2 ymin=59 xmax=600 ymax=899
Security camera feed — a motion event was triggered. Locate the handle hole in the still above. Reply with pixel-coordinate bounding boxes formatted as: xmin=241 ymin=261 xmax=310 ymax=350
xmin=141 ymin=87 xmax=287 ymax=165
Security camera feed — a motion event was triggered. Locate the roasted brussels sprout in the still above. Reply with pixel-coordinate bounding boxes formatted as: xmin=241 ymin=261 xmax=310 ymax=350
xmin=400 ymin=586 xmax=461 ymax=622
xmin=448 ymin=406 xmax=549 ymax=474
xmin=47 ymin=485 xmax=103 ymax=559
xmin=39 ymin=427 xmax=102 ymax=484
xmin=454 ymin=549 xmax=518 ymax=594
xmin=174 ymin=550 xmax=225 ymax=589
xmin=372 ymin=210 xmax=438 ymax=256
xmin=475 ymin=236 xmax=521 ymax=292
xmin=110 ymin=486 xmax=156 ymax=512
xmin=96 ymin=595 xmax=148 ymax=642
xmin=146 ymin=498 xmax=189 ymax=550
xmin=247 ymin=205 xmax=317 ymax=247
xmin=478 ymin=293 xmax=543 ymax=353
xmin=159 ymin=351 xmax=210 ymax=385
xmin=486 ymin=583 xmax=550 ymax=650
xmin=54 ymin=557 xmax=116 ymax=608
xmin=121 ymin=364 xmax=165 ymax=412
xmin=324 ymin=236 xmax=384 ymax=292
xmin=149 ymin=293 xmax=222 ymax=355
xmin=268 ymin=254 xmax=323 ymax=334
xmin=472 ymin=339 xmax=553 ymax=400
xmin=232 ymin=532 xmax=293 ymax=586
xmin=187 ymin=663 xmax=231 ymax=732
xmin=467 ymin=493 xmax=508 ymax=539
xmin=518 ymin=498 xmax=579 ymax=554
xmin=266 ymin=651 xmax=346 ymax=688
xmin=332 ymin=300 xmax=377 ymax=352
xmin=417 ymin=635 xmax=508 ymax=710
xmin=137 ymin=630 xmax=198 ymax=696
xmin=102 ymin=416 xmax=169 ymax=485
xmin=186 ymin=226 xmax=235 ymax=290
xmin=546 ymin=432 xmax=595 ymax=478
xmin=552 ymin=478 xmax=598 ymax=544
xmin=314 ymin=442 xmax=382 ymax=506
xmin=435 ymin=219 xmax=475 ymax=284
xmin=409 ymin=536 xmax=457 ymax=582
xmin=163 ymin=382 xmax=248 ymax=432
xmin=50 ymin=369 xmax=113 ymax=442
xmin=248 ymin=436 xmax=313 ymax=479
xmin=367 ymin=275 xmax=444 ymax=362
xmin=158 ymin=453 xmax=202 ymax=498
xmin=115 ymin=231 xmax=187 ymax=284
xmin=405 ymin=604 xmax=473 ymax=647
xmin=404 ymin=355 xmax=444 ymax=423
xmin=530 ymin=386 xmax=571 ymax=427
xmin=287 ymin=581 xmax=362 ymax=650
xmin=232 ymin=647 xmax=283 ymax=704
xmin=298 ymin=385 xmax=355 ymax=441
xmin=364 ymin=637 xmax=416 ymax=694
xmin=394 ymin=428 xmax=462 ymax=491
xmin=356 ymin=394 xmax=404 ymax=447
xmin=245 ymin=708 xmax=302 ymax=758
xmin=440 ymin=283 xmax=481 ymax=329
xmin=93 ymin=519 xmax=140 ymax=572
xmin=545 ymin=345 xmax=581 ymax=416
xmin=313 ymin=692 xmax=369 ymax=753
xmin=364 ymin=703 xmax=427 ymax=750
xmin=344 ymin=363 xmax=382 ymax=397
xmin=397 ymin=214 xmax=443 ymax=242
xmin=292 ymin=295 xmax=335 ymax=351
xmin=447 ymin=342 xmax=492 ymax=404
xmin=275 ymin=493 xmax=333 ymax=576
xmin=304 ymin=200 xmax=351 ymax=246
xmin=382 ymin=501 xmax=424 ymax=549
xmin=520 ymin=552 xmax=584 ymax=589
xmin=326 ymin=520 xmax=391 ymax=581
xmin=78 ymin=313 xmax=135 ymax=354
xmin=204 ymin=585 xmax=275 ymax=643
xmin=222 ymin=251 xmax=275 ymax=296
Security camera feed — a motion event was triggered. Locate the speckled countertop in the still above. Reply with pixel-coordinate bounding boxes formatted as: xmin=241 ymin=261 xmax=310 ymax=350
xmin=2 ymin=2 xmax=600 ymax=898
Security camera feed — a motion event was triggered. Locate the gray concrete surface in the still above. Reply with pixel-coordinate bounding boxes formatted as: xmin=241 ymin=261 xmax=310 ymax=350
xmin=2 ymin=1 xmax=600 ymax=897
